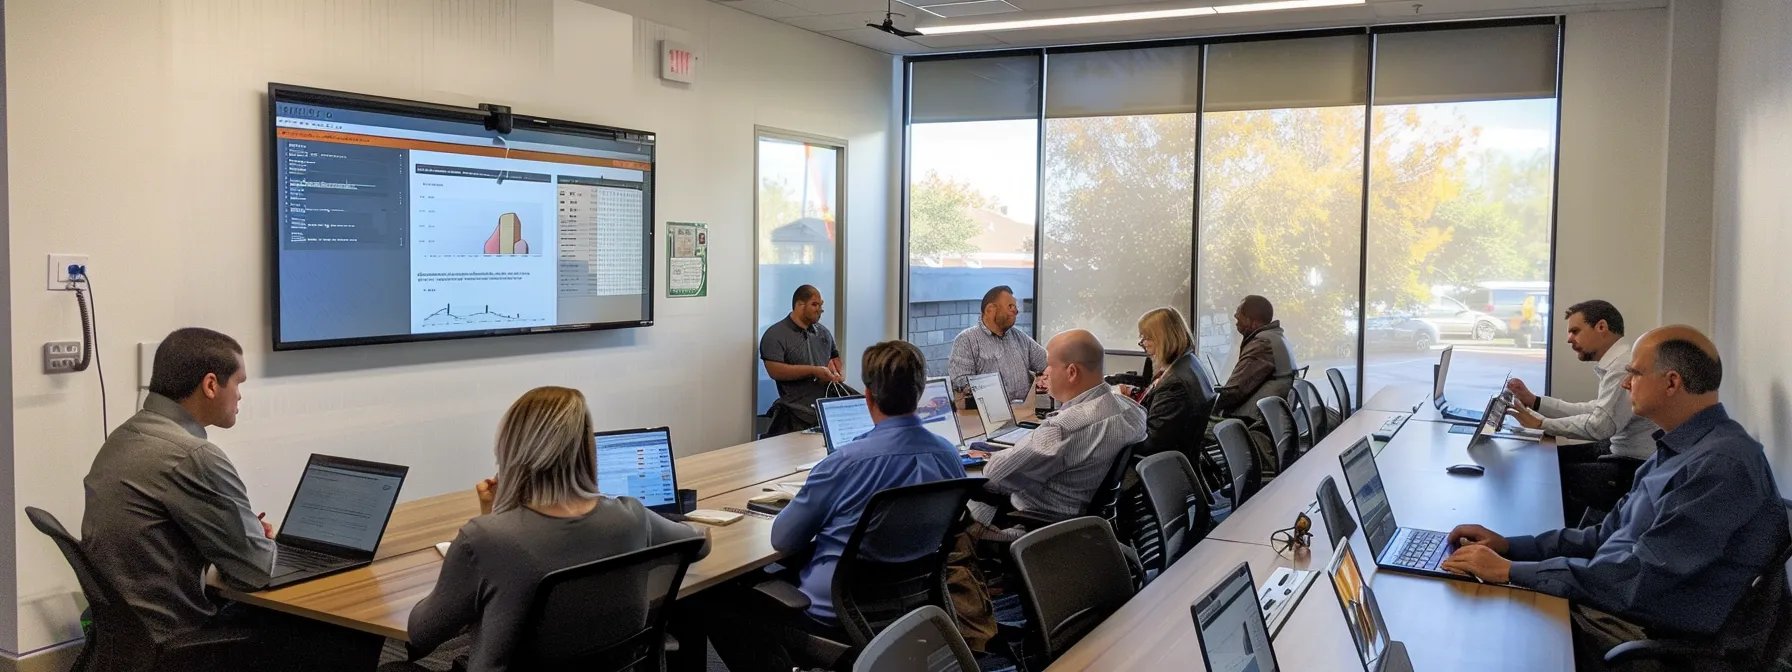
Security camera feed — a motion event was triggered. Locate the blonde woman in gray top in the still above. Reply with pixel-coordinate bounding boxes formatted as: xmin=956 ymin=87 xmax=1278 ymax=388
xmin=396 ymin=387 xmax=709 ymax=672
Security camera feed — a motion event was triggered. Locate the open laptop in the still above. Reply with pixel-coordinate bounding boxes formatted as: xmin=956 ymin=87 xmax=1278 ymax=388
xmin=916 ymin=377 xmax=963 ymax=448
xmin=1336 ymin=437 xmax=1468 ymax=582
xmin=593 ymin=427 xmax=681 ymax=516
xmin=1431 ymin=346 xmax=1482 ymax=423
xmin=264 ymin=454 xmax=409 ymax=589
xmin=1325 ymin=542 xmax=1414 ymax=672
xmin=1190 ymin=562 xmax=1282 ymax=672
xmin=967 ymin=372 xmax=1037 ymax=446
xmin=816 ymin=395 xmax=876 ymax=454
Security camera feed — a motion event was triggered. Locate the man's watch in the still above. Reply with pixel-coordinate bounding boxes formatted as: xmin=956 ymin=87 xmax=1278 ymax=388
xmin=1530 ymin=396 xmax=1541 ymax=411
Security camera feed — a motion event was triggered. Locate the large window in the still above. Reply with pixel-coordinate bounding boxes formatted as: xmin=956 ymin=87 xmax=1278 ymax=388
xmin=906 ymin=56 xmax=1042 ymax=376
xmin=1040 ymin=46 xmax=1200 ymax=350
xmin=755 ymin=132 xmax=843 ymax=416
xmin=902 ymin=21 xmax=1560 ymax=409
xmin=1197 ymin=37 xmax=1367 ymax=407
xmin=1360 ymin=25 xmax=1559 ymax=405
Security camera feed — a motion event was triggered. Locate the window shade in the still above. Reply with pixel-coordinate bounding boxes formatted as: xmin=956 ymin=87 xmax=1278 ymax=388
xmin=1374 ymin=24 xmax=1559 ymax=105
xmin=1203 ymin=35 xmax=1368 ymax=112
xmin=910 ymin=56 xmax=1041 ymax=124
xmin=1045 ymin=46 xmax=1202 ymax=118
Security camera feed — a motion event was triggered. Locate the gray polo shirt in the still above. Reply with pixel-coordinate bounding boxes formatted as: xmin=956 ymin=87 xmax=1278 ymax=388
xmin=82 ymin=393 xmax=275 ymax=643
xmin=759 ymin=314 xmax=839 ymax=405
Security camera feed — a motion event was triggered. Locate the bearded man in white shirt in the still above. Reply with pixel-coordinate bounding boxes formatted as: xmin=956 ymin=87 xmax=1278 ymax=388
xmin=1504 ymin=300 xmax=1658 ymax=525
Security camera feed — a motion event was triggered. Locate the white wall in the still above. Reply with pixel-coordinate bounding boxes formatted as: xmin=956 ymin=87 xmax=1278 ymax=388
xmin=1713 ymin=0 xmax=1792 ymax=494
xmin=1658 ymin=0 xmax=1719 ymax=331
xmin=4 ymin=0 xmax=893 ymax=655
xmin=1552 ymin=9 xmax=1669 ymax=402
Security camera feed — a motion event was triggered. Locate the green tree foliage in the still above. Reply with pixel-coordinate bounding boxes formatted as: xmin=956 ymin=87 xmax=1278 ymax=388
xmin=908 ymin=170 xmax=991 ymax=263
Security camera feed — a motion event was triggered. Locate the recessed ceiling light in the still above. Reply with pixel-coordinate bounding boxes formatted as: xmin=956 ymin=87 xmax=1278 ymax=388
xmin=916 ymin=0 xmax=1363 ymax=35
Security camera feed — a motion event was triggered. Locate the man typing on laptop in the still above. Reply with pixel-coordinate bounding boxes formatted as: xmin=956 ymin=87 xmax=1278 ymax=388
xmin=82 ymin=328 xmax=364 ymax=669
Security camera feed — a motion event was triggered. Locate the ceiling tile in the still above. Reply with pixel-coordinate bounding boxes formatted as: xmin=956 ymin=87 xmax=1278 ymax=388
xmin=780 ymin=0 xmax=890 ymax=13
xmin=709 ymin=0 xmax=814 ymax=20
xmin=1002 ymin=0 xmax=1161 ymax=10
xmin=782 ymin=12 xmax=896 ymax=31
xmin=821 ymin=26 xmax=937 ymax=54
xmin=919 ymin=0 xmax=1023 ymax=18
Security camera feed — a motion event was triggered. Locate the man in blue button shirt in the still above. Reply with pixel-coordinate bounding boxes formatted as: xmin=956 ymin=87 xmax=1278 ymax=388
xmin=709 ymin=340 xmax=966 ymax=672
xmin=1441 ymin=325 xmax=1789 ymax=668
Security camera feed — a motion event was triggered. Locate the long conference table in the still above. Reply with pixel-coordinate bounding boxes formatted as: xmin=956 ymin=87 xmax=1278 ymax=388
xmin=225 ymin=386 xmax=1574 ymax=671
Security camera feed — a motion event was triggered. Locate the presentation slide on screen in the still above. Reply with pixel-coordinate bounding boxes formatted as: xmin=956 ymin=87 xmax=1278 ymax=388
xmin=273 ymin=95 xmax=655 ymax=347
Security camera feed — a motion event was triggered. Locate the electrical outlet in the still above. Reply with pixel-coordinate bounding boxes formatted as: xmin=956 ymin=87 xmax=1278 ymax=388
xmin=44 ymin=341 xmax=83 ymax=374
xmin=47 ymin=254 xmax=89 ymax=291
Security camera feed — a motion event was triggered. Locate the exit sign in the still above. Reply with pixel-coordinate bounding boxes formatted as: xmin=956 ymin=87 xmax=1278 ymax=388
xmin=661 ymin=40 xmax=697 ymax=84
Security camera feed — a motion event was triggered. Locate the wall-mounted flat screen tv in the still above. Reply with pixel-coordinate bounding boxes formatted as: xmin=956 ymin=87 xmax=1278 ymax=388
xmin=269 ymin=84 xmax=655 ymax=350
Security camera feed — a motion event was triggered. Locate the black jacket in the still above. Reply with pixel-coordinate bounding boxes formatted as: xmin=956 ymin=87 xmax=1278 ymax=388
xmin=1138 ymin=351 xmax=1218 ymax=461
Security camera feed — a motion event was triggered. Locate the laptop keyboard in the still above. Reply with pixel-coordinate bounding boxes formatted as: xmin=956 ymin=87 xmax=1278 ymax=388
xmin=997 ymin=427 xmax=1033 ymax=443
xmin=1445 ymin=405 xmax=1483 ymax=421
xmin=1394 ymin=529 xmax=1448 ymax=569
xmin=274 ymin=544 xmax=344 ymax=573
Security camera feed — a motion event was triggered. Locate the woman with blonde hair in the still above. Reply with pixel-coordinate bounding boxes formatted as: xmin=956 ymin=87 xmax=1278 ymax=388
xmin=1133 ymin=307 xmax=1218 ymax=465
xmin=398 ymin=386 xmax=708 ymax=671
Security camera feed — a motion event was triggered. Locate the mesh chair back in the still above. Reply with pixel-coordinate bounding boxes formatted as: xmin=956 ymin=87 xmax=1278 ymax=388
xmin=26 ymin=506 xmax=157 ymax=671
xmin=1184 ymin=356 xmax=1220 ymax=445
xmin=1085 ymin=444 xmax=1137 ymax=526
xmin=515 ymin=536 xmax=705 ymax=671
xmin=851 ymin=606 xmax=976 ymax=672
xmin=1293 ymin=379 xmax=1329 ymax=444
xmin=833 ymin=478 xmax=985 ymax=647
xmin=1287 ymin=387 xmax=1314 ymax=450
xmin=1010 ymin=517 xmax=1136 ymax=664
xmin=1257 ymin=396 xmax=1300 ymax=470
xmin=1326 ymin=368 xmax=1354 ymax=421
xmin=1212 ymin=419 xmax=1261 ymax=507
xmin=1137 ymin=452 xmax=1209 ymax=569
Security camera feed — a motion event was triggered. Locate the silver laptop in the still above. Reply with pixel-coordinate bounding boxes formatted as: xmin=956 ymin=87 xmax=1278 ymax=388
xmin=916 ymin=377 xmax=964 ymax=449
xmin=1326 ymin=542 xmax=1414 ymax=672
xmin=1336 ymin=437 xmax=1466 ymax=583
xmin=1190 ymin=562 xmax=1282 ymax=672
xmin=967 ymin=372 xmax=1036 ymax=446
xmin=815 ymin=395 xmax=876 ymax=453
xmin=265 ymin=454 xmax=409 ymax=589
xmin=593 ymin=427 xmax=681 ymax=516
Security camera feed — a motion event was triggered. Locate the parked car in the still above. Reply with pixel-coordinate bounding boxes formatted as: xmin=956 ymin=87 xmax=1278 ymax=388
xmin=1458 ymin=281 xmax=1550 ymax=342
xmin=1365 ymin=296 xmax=1505 ymax=351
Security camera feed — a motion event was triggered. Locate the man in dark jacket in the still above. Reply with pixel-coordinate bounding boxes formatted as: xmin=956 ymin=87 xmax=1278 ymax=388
xmin=1214 ymin=295 xmax=1299 ymax=425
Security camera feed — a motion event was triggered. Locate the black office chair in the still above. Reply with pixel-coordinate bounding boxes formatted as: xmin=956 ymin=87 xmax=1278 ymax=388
xmin=512 ymin=536 xmax=705 ymax=672
xmin=1315 ymin=476 xmax=1357 ymax=547
xmin=1326 ymin=368 xmax=1354 ymax=421
xmin=1287 ymin=387 xmax=1316 ymax=452
xmin=851 ymin=606 xmax=977 ymax=672
xmin=25 ymin=506 xmax=253 ymax=672
xmin=1212 ymin=419 xmax=1262 ymax=510
xmin=1136 ymin=452 xmax=1211 ymax=574
xmin=1257 ymin=396 xmax=1301 ymax=471
xmin=1009 ymin=517 xmax=1137 ymax=668
xmin=1292 ymin=379 xmax=1331 ymax=445
xmin=752 ymin=478 xmax=986 ymax=667
xmin=1605 ymin=498 xmax=1792 ymax=671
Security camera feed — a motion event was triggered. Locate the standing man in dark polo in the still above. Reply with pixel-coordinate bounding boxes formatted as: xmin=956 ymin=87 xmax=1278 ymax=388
xmin=761 ymin=284 xmax=844 ymax=436
xmin=948 ymin=285 xmax=1048 ymax=404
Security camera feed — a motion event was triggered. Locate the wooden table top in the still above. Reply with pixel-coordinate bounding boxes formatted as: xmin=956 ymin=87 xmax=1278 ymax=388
xmin=225 ymin=407 xmax=1006 ymax=641
xmin=1048 ymin=388 xmax=1574 ymax=671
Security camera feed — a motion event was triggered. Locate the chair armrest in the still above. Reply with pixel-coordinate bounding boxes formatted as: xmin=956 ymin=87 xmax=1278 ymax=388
xmin=996 ymin=509 xmax=1070 ymax=530
xmin=966 ymin=486 xmax=1010 ymax=509
xmin=750 ymin=579 xmax=813 ymax=613
xmin=1604 ymin=638 xmax=1724 ymax=665
xmin=1596 ymin=454 xmax=1646 ymax=466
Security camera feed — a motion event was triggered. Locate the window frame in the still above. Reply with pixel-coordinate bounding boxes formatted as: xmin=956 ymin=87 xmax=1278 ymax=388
xmin=752 ymin=127 xmax=849 ymax=422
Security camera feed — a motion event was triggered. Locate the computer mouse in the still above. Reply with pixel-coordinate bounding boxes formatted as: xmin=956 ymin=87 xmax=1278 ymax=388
xmin=1446 ymin=464 xmax=1486 ymax=476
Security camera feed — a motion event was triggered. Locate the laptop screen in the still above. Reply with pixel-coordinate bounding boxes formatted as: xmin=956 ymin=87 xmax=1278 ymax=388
xmin=968 ymin=372 xmax=1013 ymax=436
xmin=594 ymin=428 xmax=678 ymax=510
xmin=1339 ymin=438 xmax=1397 ymax=559
xmin=1191 ymin=563 xmax=1280 ymax=672
xmin=1327 ymin=542 xmax=1391 ymax=671
xmin=916 ymin=378 xmax=963 ymax=448
xmin=1433 ymin=346 xmax=1454 ymax=405
xmin=1476 ymin=394 xmax=1511 ymax=437
xmin=279 ymin=456 xmax=408 ymax=553
xmin=817 ymin=395 xmax=876 ymax=453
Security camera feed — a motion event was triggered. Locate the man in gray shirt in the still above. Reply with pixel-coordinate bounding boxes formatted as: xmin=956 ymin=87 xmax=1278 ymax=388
xmin=83 ymin=327 xmax=274 ymax=646
xmin=760 ymin=284 xmax=844 ymax=434
xmin=948 ymin=285 xmax=1047 ymax=403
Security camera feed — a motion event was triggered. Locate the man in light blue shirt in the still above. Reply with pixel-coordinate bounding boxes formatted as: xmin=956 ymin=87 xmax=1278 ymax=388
xmin=1442 ymin=326 xmax=1788 ymax=669
xmin=710 ymin=340 xmax=966 ymax=672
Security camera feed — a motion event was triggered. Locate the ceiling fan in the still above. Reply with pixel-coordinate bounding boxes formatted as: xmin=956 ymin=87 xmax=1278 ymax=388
xmin=867 ymin=0 xmax=924 ymax=37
